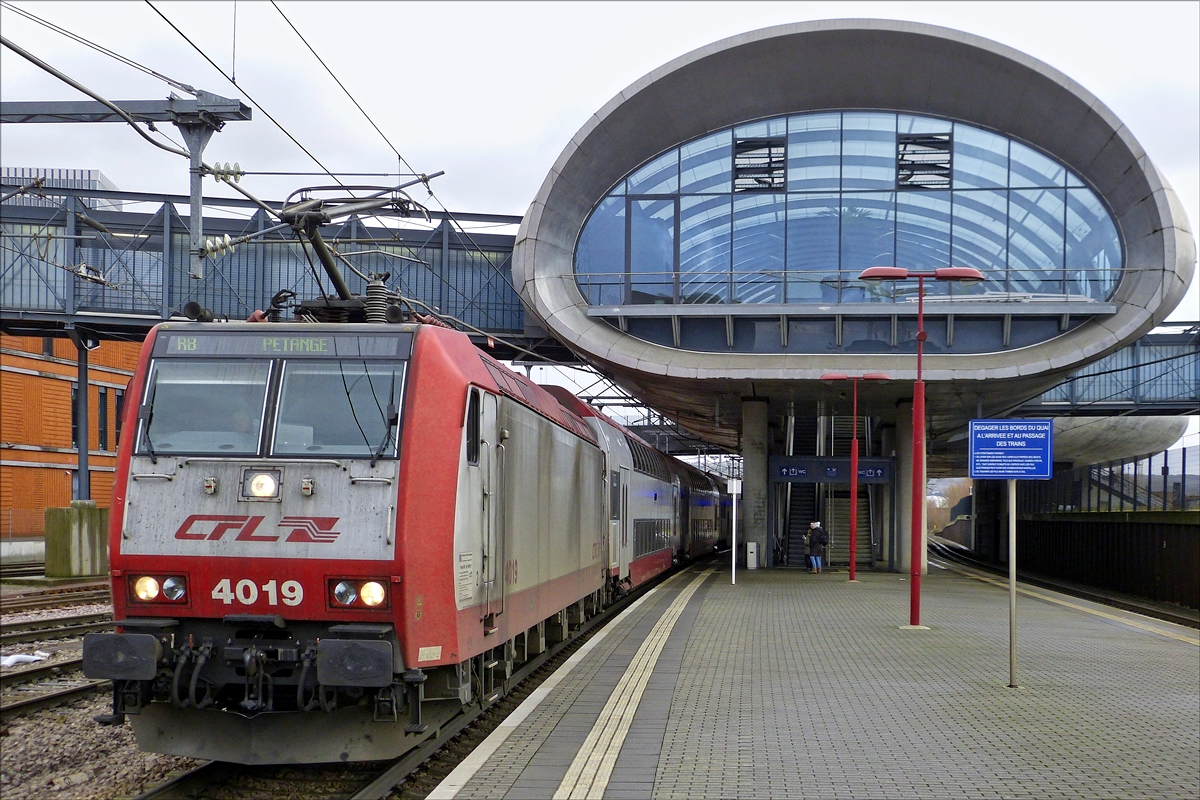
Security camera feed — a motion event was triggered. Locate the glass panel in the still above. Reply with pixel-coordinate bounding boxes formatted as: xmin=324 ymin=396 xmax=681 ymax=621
xmin=629 ymin=198 xmax=675 ymax=303
xmin=1066 ymin=172 xmax=1085 ymax=187
xmin=1066 ymin=187 xmax=1121 ymax=299
xmin=896 ymin=190 xmax=951 ymax=274
xmin=680 ymin=130 xmax=732 ymax=194
xmin=1009 ymin=188 xmax=1065 ymax=295
xmin=840 ymin=192 xmax=895 ymax=302
xmin=138 ymin=360 xmax=270 ymax=456
xmin=785 ymin=193 xmax=840 ymax=302
xmin=732 ymin=194 xmax=785 ymax=303
xmin=787 ymin=113 xmax=840 ymax=192
xmin=898 ymin=114 xmax=951 ymax=134
xmin=951 ymin=190 xmax=1009 ymax=295
xmin=274 ymin=361 xmax=405 ymax=458
xmin=680 ymin=195 xmax=731 ymax=304
xmin=735 ymin=117 xmax=787 ymax=139
xmin=1010 ymin=140 xmax=1066 ymax=188
xmin=841 ymin=112 xmax=896 ymax=191
xmin=575 ymin=197 xmax=626 ymax=305
xmin=953 ymin=123 xmax=1008 ymax=189
xmin=627 ymin=150 xmax=678 ymax=195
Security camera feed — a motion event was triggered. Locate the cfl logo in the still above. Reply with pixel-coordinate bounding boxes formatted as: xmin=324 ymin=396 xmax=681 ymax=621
xmin=174 ymin=515 xmax=341 ymax=543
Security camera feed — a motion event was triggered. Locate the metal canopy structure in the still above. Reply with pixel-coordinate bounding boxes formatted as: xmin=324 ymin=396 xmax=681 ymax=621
xmin=0 ymin=93 xmax=252 ymax=125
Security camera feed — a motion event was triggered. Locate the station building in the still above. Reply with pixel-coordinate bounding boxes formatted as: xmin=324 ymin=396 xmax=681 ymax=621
xmin=514 ymin=20 xmax=1195 ymax=569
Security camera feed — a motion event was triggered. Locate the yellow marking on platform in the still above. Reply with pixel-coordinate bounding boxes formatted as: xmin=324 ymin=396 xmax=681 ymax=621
xmin=426 ymin=570 xmax=692 ymax=800
xmin=931 ymin=558 xmax=1199 ymax=647
xmin=554 ymin=567 xmax=715 ymax=800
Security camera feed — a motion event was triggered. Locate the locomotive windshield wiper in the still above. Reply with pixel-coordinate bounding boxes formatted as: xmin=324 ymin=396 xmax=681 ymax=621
xmin=138 ymin=377 xmax=159 ymax=464
xmin=370 ymin=371 xmax=398 ymax=468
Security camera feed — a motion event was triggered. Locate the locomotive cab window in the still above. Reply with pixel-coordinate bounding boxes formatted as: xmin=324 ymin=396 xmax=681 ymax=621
xmin=272 ymin=361 xmax=406 ymax=458
xmin=466 ymin=389 xmax=481 ymax=465
xmin=137 ymin=360 xmax=271 ymax=456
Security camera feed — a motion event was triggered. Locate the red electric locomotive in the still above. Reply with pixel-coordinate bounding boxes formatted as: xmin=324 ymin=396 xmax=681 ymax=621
xmin=83 ymin=315 xmax=720 ymax=764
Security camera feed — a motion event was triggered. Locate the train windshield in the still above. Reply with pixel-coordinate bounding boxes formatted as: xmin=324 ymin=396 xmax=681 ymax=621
xmin=272 ymin=361 xmax=405 ymax=459
xmin=137 ymin=360 xmax=271 ymax=456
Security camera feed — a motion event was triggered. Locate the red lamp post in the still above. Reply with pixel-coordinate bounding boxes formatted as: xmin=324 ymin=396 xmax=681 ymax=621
xmin=857 ymin=266 xmax=985 ymax=626
xmin=820 ymin=372 xmax=891 ymax=581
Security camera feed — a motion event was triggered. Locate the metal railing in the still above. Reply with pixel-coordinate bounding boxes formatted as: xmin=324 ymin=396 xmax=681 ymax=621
xmin=1019 ymin=445 xmax=1199 ymax=513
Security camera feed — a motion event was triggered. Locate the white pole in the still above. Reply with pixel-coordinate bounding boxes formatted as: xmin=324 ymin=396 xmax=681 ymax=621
xmin=1008 ymin=477 xmax=1018 ymax=688
xmin=731 ymin=490 xmax=738 ymax=585
xmin=728 ymin=478 xmax=741 ymax=585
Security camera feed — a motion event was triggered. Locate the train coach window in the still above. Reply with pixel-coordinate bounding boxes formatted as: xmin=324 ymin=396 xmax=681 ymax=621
xmin=466 ymin=390 xmax=481 ymax=465
xmin=137 ymin=360 xmax=271 ymax=456
xmin=273 ymin=361 xmax=405 ymax=458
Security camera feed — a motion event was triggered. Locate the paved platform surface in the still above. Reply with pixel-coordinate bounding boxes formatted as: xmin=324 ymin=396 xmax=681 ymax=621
xmin=431 ymin=559 xmax=1200 ymax=799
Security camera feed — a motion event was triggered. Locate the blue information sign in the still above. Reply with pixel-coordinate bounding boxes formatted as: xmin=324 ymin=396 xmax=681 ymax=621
xmin=969 ymin=419 xmax=1054 ymax=480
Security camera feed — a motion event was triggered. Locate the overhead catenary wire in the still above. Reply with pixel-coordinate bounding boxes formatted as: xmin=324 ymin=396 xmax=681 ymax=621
xmin=266 ymin=3 xmax=518 ymax=296
xmin=144 ymin=0 xmax=348 ymax=191
xmin=269 ymin=1 xmax=413 ymax=174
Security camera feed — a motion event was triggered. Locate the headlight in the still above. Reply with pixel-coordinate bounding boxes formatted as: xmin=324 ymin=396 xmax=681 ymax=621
xmin=247 ymin=471 xmax=278 ymax=498
xmin=360 ymin=581 xmax=386 ymax=607
xmin=333 ymin=581 xmax=358 ymax=605
xmin=134 ymin=576 xmax=160 ymax=600
xmin=161 ymin=576 xmax=187 ymax=601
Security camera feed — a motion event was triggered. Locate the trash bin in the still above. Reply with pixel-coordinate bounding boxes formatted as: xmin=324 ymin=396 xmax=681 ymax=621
xmin=746 ymin=541 xmax=758 ymax=570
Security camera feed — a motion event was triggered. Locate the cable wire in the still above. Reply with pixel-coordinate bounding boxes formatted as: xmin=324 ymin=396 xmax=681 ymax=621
xmin=0 ymin=34 xmax=190 ymax=159
xmin=0 ymin=1 xmax=197 ymax=94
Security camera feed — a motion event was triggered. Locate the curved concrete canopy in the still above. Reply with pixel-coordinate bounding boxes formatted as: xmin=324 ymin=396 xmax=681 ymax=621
xmin=516 ymin=19 xmax=1195 ymax=446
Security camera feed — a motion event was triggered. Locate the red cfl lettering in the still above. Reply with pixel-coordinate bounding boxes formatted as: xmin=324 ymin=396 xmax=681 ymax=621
xmin=174 ymin=515 xmax=272 ymax=541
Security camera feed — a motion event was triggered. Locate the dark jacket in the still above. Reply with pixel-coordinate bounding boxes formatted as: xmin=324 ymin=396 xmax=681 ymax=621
xmin=808 ymin=525 xmax=828 ymax=557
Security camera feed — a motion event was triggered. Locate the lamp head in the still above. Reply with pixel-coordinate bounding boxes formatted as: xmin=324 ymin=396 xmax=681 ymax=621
xmin=820 ymin=373 xmax=848 ymax=384
xmin=858 ymin=266 xmax=907 ymax=284
xmin=934 ymin=266 xmax=985 ymax=286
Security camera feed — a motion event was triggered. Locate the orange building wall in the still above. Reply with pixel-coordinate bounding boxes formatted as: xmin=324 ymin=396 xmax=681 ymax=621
xmin=1 ymin=333 xmax=143 ymax=536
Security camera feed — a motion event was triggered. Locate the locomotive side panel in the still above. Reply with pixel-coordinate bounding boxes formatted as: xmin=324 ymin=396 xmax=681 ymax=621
xmin=496 ymin=397 xmax=604 ymax=634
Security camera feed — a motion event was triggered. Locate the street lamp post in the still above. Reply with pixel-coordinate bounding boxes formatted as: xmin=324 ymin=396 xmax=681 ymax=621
xmin=820 ymin=372 xmax=891 ymax=581
xmin=858 ymin=266 xmax=985 ymax=626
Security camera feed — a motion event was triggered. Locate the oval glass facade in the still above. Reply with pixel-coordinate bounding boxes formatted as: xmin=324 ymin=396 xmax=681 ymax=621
xmin=574 ymin=112 xmax=1122 ymax=306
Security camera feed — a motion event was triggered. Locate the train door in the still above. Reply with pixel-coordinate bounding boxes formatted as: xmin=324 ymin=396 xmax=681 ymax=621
xmin=479 ymin=391 xmax=502 ymax=630
xmin=619 ymin=465 xmax=631 ymax=576
xmin=608 ymin=470 xmax=619 ymax=578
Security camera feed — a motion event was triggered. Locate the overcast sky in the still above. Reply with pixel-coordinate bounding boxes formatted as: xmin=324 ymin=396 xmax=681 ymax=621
xmin=2 ymin=0 xmax=1198 ymax=324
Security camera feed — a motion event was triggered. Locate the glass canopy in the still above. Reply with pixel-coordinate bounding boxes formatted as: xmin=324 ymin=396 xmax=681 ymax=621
xmin=575 ymin=112 xmax=1121 ymax=307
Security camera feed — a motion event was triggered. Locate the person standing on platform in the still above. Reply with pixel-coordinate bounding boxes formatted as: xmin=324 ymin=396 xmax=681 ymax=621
xmin=808 ymin=520 xmax=827 ymax=573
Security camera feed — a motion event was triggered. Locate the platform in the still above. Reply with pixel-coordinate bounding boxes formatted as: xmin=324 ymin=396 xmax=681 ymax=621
xmin=430 ymin=560 xmax=1200 ymax=800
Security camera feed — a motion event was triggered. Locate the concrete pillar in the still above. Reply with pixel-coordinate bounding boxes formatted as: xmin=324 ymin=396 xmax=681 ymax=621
xmin=741 ymin=398 xmax=769 ymax=568
xmin=45 ymin=500 xmax=108 ymax=578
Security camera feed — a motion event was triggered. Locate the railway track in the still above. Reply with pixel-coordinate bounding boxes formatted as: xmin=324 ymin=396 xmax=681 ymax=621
xmin=134 ymin=563 xmax=694 ymax=800
xmin=0 ymin=589 xmax=112 ymax=614
xmin=0 ymin=612 xmax=114 ymax=646
xmin=0 ymin=657 xmax=108 ymax=721
xmin=0 ymin=562 xmax=45 ymax=579
xmin=928 ymin=541 xmax=1199 ymax=629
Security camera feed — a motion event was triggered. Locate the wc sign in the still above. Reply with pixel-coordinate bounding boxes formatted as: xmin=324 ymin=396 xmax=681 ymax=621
xmin=969 ymin=419 xmax=1054 ymax=480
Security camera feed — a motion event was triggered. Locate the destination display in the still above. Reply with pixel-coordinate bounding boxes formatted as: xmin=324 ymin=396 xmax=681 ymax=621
xmin=154 ymin=330 xmax=413 ymax=358
xmin=969 ymin=419 xmax=1054 ymax=480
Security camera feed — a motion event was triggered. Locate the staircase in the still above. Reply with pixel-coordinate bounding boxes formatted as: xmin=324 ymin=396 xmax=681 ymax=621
xmin=825 ymin=494 xmax=873 ymax=568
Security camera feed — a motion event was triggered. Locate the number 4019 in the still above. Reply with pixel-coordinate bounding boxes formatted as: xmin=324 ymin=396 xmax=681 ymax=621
xmin=212 ymin=578 xmax=303 ymax=606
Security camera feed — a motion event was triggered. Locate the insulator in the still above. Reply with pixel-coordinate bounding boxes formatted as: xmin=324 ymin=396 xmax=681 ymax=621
xmin=365 ymin=279 xmax=389 ymax=324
